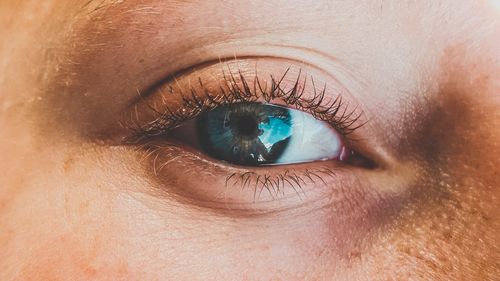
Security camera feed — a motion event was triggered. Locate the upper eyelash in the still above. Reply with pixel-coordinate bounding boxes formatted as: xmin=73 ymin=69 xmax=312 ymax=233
xmin=126 ymin=67 xmax=365 ymax=141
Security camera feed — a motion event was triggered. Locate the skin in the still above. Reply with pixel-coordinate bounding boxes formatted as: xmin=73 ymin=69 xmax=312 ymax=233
xmin=0 ymin=0 xmax=499 ymax=280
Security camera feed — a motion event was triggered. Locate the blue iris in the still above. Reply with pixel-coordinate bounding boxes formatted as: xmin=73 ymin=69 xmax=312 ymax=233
xmin=196 ymin=102 xmax=293 ymax=166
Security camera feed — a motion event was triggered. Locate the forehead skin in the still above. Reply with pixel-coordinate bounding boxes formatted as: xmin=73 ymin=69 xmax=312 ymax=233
xmin=0 ymin=1 xmax=499 ymax=280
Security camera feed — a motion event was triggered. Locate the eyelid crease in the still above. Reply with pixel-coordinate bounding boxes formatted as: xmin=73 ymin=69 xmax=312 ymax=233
xmin=123 ymin=64 xmax=366 ymax=145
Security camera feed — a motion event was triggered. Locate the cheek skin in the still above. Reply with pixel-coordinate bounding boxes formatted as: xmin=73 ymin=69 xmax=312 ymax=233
xmin=0 ymin=150 xmax=144 ymax=280
xmin=17 ymin=236 xmax=132 ymax=280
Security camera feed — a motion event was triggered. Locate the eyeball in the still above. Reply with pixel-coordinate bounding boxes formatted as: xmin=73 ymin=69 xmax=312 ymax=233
xmin=275 ymin=107 xmax=343 ymax=164
xmin=193 ymin=102 xmax=345 ymax=166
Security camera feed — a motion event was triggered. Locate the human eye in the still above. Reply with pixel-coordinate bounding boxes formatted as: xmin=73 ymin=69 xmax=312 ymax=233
xmin=193 ymin=102 xmax=346 ymax=166
xmin=122 ymin=59 xmax=377 ymax=209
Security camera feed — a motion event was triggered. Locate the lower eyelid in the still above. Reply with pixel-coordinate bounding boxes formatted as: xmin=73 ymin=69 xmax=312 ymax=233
xmin=131 ymin=140 xmax=375 ymax=212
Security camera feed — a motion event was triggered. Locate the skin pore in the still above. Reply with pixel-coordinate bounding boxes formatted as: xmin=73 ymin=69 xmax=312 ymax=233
xmin=0 ymin=0 xmax=499 ymax=280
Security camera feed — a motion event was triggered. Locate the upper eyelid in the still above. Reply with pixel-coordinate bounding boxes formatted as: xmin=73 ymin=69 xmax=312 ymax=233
xmin=123 ymin=61 xmax=365 ymax=143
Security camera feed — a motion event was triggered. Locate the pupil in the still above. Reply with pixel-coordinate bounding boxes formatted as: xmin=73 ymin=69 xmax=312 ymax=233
xmin=235 ymin=115 xmax=259 ymax=136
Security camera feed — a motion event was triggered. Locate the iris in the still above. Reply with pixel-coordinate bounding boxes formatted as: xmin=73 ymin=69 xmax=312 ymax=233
xmin=197 ymin=103 xmax=293 ymax=166
xmin=194 ymin=102 xmax=344 ymax=167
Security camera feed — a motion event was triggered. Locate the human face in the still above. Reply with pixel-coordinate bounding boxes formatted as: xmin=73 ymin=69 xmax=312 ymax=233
xmin=0 ymin=1 xmax=499 ymax=280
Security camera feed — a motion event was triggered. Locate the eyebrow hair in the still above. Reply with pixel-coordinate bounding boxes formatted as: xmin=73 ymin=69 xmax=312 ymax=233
xmin=79 ymin=0 xmax=191 ymax=15
xmin=79 ymin=0 xmax=123 ymax=14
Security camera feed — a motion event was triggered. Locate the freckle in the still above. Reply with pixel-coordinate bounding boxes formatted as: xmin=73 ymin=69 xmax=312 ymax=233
xmin=116 ymin=262 xmax=130 ymax=276
xmin=442 ymin=230 xmax=453 ymax=240
xmin=83 ymin=266 xmax=98 ymax=277
xmin=348 ymin=251 xmax=361 ymax=259
xmin=259 ymin=244 xmax=270 ymax=251
xmin=63 ymin=156 xmax=75 ymax=172
xmin=480 ymin=212 xmax=490 ymax=222
xmin=79 ymin=201 xmax=90 ymax=213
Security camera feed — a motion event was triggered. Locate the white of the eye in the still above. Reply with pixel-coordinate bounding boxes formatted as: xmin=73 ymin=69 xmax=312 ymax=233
xmin=276 ymin=109 xmax=343 ymax=164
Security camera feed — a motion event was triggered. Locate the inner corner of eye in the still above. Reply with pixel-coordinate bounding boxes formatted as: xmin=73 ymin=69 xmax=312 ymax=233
xmin=167 ymin=102 xmax=348 ymax=167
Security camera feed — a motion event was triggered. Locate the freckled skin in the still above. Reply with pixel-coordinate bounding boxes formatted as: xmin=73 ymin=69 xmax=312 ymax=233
xmin=0 ymin=1 xmax=499 ymax=280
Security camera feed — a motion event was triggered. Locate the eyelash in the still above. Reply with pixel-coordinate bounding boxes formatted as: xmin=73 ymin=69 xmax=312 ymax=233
xmin=225 ymin=168 xmax=337 ymax=201
xmin=123 ymin=67 xmax=367 ymax=199
xmin=126 ymin=68 xmax=364 ymax=141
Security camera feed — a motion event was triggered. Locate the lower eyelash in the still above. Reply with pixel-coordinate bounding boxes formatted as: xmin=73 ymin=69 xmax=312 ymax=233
xmin=225 ymin=168 xmax=337 ymax=201
xmin=136 ymin=141 xmax=338 ymax=201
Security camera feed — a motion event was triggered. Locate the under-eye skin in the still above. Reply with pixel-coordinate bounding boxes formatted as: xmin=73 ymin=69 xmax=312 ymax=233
xmin=122 ymin=60 xmax=376 ymax=204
